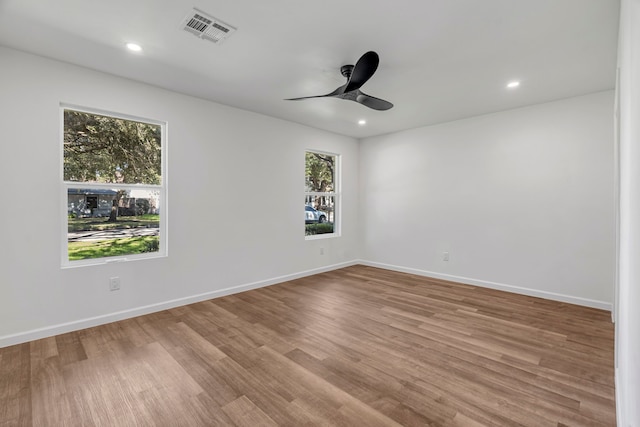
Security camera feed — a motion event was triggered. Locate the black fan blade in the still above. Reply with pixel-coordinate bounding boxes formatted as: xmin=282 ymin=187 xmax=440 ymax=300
xmin=344 ymin=51 xmax=379 ymax=93
xmin=285 ymin=84 xmax=346 ymax=101
xmin=335 ymin=90 xmax=393 ymax=110
xmin=355 ymin=91 xmax=393 ymax=111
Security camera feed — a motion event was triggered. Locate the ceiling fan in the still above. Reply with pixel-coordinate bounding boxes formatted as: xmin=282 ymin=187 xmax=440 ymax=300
xmin=286 ymin=51 xmax=393 ymax=111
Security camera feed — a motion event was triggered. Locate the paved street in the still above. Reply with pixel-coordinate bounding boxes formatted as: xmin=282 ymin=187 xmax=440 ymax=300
xmin=68 ymin=227 xmax=159 ymax=242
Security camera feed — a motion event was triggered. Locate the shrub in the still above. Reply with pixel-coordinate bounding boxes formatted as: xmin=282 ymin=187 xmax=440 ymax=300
xmin=143 ymin=238 xmax=160 ymax=253
xmin=136 ymin=198 xmax=151 ymax=215
xmin=305 ymin=223 xmax=334 ymax=236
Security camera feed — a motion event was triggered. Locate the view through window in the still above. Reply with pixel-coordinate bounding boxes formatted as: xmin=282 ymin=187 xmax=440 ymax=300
xmin=305 ymin=151 xmax=338 ymax=237
xmin=62 ymin=107 xmax=166 ymax=265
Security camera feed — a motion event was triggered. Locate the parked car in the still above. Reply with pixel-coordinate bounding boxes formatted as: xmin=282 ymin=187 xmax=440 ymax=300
xmin=305 ymin=205 xmax=327 ymax=224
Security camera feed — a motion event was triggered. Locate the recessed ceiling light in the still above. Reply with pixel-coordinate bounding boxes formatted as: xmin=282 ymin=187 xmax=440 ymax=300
xmin=358 ymin=120 xmax=367 ymax=126
xmin=126 ymin=43 xmax=142 ymax=52
xmin=507 ymin=81 xmax=520 ymax=89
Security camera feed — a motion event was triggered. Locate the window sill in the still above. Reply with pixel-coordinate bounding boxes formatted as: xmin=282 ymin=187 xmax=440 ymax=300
xmin=61 ymin=252 xmax=166 ymax=269
xmin=305 ymin=233 xmax=340 ymax=241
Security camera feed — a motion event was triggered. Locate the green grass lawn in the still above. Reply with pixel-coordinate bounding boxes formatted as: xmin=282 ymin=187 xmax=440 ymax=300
xmin=68 ymin=214 xmax=159 ymax=232
xmin=68 ymin=236 xmax=159 ymax=260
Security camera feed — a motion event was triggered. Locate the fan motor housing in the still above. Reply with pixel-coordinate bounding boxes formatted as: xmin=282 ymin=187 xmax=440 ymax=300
xmin=340 ymin=65 xmax=354 ymax=78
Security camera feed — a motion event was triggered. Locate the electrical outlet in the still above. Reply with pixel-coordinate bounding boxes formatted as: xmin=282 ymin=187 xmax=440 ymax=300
xmin=320 ymin=247 xmax=325 ymax=255
xmin=443 ymin=252 xmax=450 ymax=261
xmin=109 ymin=277 xmax=121 ymax=291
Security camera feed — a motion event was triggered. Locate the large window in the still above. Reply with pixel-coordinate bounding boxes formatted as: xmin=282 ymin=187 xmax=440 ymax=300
xmin=61 ymin=106 xmax=166 ymax=266
xmin=305 ymin=150 xmax=339 ymax=238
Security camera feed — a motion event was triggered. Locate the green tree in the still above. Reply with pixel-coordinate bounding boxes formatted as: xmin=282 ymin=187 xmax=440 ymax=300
xmin=63 ymin=110 xmax=161 ymax=221
xmin=305 ymin=152 xmax=334 ymax=208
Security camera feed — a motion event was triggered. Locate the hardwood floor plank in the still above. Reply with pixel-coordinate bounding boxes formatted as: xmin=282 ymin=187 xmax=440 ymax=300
xmin=450 ymin=412 xmax=491 ymax=427
xmin=222 ymin=395 xmax=279 ymax=427
xmin=0 ymin=344 xmax=32 ymax=427
xmin=30 ymin=340 xmax=73 ymax=427
xmin=54 ymin=333 xmax=87 ymax=366
xmin=0 ymin=265 xmax=615 ymax=426
xmin=167 ymin=345 xmax=240 ymax=407
xmin=208 ymin=356 xmax=296 ymax=425
xmin=165 ymin=322 xmax=228 ymax=363
xmin=64 ymin=342 xmax=206 ymax=426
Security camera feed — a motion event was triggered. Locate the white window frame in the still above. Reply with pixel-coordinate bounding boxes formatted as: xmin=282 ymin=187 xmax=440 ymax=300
xmin=305 ymin=150 xmax=341 ymax=240
xmin=60 ymin=104 xmax=168 ymax=268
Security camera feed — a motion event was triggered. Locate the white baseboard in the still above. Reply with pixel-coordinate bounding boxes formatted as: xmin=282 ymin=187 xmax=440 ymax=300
xmin=0 ymin=260 xmax=358 ymax=348
xmin=358 ymin=260 xmax=613 ymax=312
xmin=1 ymin=259 xmax=612 ymax=348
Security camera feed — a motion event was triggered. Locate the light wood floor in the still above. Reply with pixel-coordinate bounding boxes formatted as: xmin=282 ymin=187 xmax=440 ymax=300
xmin=0 ymin=265 xmax=615 ymax=426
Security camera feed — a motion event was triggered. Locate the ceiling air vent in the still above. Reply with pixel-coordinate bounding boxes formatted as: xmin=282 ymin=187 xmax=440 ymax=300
xmin=182 ymin=8 xmax=236 ymax=44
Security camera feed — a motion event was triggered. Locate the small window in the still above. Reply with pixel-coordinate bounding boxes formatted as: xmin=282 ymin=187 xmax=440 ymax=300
xmin=62 ymin=106 xmax=166 ymax=266
xmin=305 ymin=151 xmax=339 ymax=238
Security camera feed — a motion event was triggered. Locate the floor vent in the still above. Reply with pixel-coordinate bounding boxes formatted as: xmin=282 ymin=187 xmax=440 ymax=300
xmin=182 ymin=8 xmax=236 ymax=44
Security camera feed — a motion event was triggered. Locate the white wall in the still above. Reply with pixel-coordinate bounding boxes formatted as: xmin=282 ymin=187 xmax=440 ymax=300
xmin=0 ymin=45 xmax=618 ymax=352
xmin=615 ymin=0 xmax=640 ymax=425
xmin=360 ymin=91 xmax=615 ymax=309
xmin=0 ymin=46 xmax=360 ymax=346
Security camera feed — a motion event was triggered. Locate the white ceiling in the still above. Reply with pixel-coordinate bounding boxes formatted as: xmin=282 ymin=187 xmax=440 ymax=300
xmin=0 ymin=0 xmax=620 ymax=138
